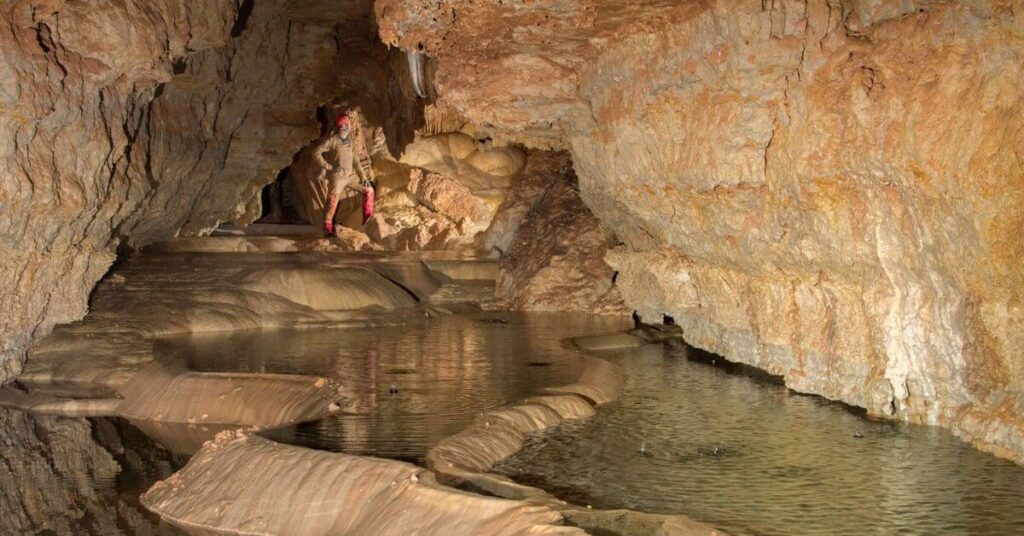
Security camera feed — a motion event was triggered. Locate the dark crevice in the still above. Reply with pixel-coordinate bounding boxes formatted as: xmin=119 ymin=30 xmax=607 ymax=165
xmin=231 ymin=0 xmax=255 ymax=37
xmin=372 ymin=271 xmax=424 ymax=303
xmin=670 ymin=340 xmax=784 ymax=387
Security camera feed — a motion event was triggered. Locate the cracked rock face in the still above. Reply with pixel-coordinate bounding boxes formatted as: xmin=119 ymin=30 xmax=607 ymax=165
xmin=1 ymin=0 xmax=416 ymax=382
xmin=491 ymin=152 xmax=627 ymax=314
xmin=378 ymin=0 xmax=1024 ymax=461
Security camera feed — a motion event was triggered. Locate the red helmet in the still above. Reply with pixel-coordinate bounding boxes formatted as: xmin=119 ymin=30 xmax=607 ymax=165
xmin=335 ymin=115 xmax=350 ymax=127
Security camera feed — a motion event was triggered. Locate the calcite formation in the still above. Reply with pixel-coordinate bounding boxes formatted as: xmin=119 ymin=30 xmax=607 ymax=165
xmin=1 ymin=0 xmax=419 ymax=383
xmin=377 ymin=0 xmax=1024 ymax=461
xmin=285 ymin=126 xmax=526 ymax=250
xmin=142 ymin=432 xmax=584 ymax=535
xmin=18 ymin=249 xmax=451 ymax=393
xmin=493 ymin=152 xmax=628 ymax=314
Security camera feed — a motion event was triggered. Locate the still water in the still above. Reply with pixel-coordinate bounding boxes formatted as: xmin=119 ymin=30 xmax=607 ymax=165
xmin=494 ymin=341 xmax=1024 ymax=535
xmin=156 ymin=311 xmax=631 ymax=461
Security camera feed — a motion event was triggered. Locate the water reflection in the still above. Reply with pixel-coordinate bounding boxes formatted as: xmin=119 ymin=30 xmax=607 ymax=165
xmin=494 ymin=342 xmax=1024 ymax=535
xmin=0 ymin=407 xmax=184 ymax=534
xmin=156 ymin=312 xmax=630 ymax=461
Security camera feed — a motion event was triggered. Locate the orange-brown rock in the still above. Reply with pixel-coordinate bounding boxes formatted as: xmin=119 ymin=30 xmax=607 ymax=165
xmin=0 ymin=0 xmax=236 ymax=382
xmin=408 ymin=168 xmax=489 ymax=224
xmin=495 ymin=154 xmax=627 ymax=315
xmin=377 ymin=0 xmax=1024 ymax=461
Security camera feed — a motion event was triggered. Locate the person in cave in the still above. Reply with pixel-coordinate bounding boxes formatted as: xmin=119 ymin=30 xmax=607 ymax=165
xmin=315 ymin=114 xmax=373 ymax=236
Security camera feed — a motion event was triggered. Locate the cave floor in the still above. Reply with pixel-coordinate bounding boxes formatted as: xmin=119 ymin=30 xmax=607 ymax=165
xmin=18 ymin=239 xmax=502 ymax=394
xmin=15 ymin=237 xmax=1022 ymax=535
xmin=5 ymin=238 xmax=719 ymax=535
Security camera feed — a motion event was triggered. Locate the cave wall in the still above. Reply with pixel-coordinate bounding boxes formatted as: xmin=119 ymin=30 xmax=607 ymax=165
xmin=0 ymin=0 xmax=238 ymax=383
xmin=489 ymin=151 xmax=627 ymax=314
xmin=377 ymin=0 xmax=1024 ymax=461
xmin=1 ymin=0 xmax=419 ymax=382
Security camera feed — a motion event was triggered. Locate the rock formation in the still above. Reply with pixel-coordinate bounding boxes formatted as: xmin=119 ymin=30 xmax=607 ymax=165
xmin=1 ymin=0 xmax=231 ymax=383
xmin=285 ymin=124 xmax=529 ymax=251
xmin=377 ymin=0 xmax=1024 ymax=461
xmin=491 ymin=152 xmax=627 ymax=314
xmin=142 ymin=431 xmax=583 ymax=535
xmin=3 ymin=0 xmax=1022 ymax=468
xmin=1 ymin=0 xmax=420 ymax=383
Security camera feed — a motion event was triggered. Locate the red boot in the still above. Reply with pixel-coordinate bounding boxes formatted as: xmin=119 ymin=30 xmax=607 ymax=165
xmin=361 ymin=188 xmax=375 ymax=224
xmin=322 ymin=221 xmax=334 ymax=237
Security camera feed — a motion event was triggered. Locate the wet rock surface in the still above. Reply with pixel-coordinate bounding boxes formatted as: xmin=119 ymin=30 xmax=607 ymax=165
xmin=0 ymin=407 xmax=180 ymax=534
xmin=377 ymin=0 xmax=1024 ymax=462
xmin=17 ymin=249 xmax=473 ymax=392
xmin=5 ymin=247 xmax=619 ymax=534
xmin=142 ymin=432 xmax=583 ymax=536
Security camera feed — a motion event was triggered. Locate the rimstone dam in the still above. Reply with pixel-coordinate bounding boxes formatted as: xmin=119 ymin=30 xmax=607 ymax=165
xmin=1 ymin=1 xmax=1023 ymax=535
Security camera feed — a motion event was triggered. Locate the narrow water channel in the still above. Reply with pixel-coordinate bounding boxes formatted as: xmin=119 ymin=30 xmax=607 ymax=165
xmin=493 ymin=341 xmax=1024 ymax=535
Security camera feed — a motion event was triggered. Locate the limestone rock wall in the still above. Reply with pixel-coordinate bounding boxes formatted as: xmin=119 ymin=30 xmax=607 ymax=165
xmin=377 ymin=0 xmax=1024 ymax=461
xmin=1 ymin=0 xmax=419 ymax=382
xmin=490 ymin=152 xmax=627 ymax=314
xmin=0 ymin=0 xmax=238 ymax=383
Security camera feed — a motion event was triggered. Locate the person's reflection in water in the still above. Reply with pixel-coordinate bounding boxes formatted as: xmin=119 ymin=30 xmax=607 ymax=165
xmin=366 ymin=347 xmax=379 ymax=413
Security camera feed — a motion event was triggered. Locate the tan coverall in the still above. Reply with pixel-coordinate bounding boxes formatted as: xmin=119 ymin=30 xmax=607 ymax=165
xmin=314 ymin=133 xmax=365 ymax=225
xmin=314 ymin=134 xmax=362 ymax=197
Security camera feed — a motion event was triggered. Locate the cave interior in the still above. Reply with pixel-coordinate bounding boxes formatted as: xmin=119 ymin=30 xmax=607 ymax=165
xmin=1 ymin=0 xmax=1023 ymax=534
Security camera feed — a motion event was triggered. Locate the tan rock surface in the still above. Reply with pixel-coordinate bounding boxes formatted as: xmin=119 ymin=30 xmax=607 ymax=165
xmin=18 ymin=251 xmax=441 ymax=392
xmin=239 ymin=267 xmax=417 ymax=310
xmin=142 ymin=432 xmax=583 ymax=535
xmin=378 ymin=0 xmax=1024 ymax=461
xmin=400 ymin=132 xmax=526 ymax=194
xmin=408 ymin=168 xmax=490 ymax=223
xmin=115 ymin=362 xmax=340 ymax=427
